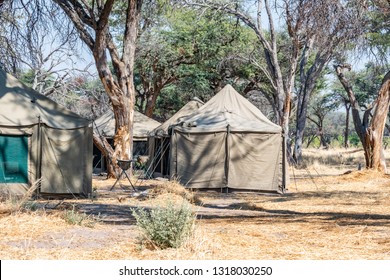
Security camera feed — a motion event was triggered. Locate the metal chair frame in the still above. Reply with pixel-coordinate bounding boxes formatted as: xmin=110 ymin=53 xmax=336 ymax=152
xmin=110 ymin=160 xmax=137 ymax=191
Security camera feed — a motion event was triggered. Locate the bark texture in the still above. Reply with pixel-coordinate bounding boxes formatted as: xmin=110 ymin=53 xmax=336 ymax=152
xmin=335 ymin=65 xmax=390 ymax=171
xmin=53 ymin=0 xmax=143 ymax=177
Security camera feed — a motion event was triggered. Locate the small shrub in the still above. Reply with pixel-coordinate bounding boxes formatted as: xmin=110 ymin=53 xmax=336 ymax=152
xmin=22 ymin=200 xmax=39 ymax=211
xmin=132 ymin=200 xmax=196 ymax=249
xmin=63 ymin=206 xmax=95 ymax=228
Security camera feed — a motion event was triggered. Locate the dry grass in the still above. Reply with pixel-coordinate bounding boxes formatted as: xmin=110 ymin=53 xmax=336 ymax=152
xmin=0 ymin=180 xmax=40 ymax=216
xmin=146 ymin=180 xmax=203 ymax=205
xmin=1 ymin=148 xmax=390 ymax=260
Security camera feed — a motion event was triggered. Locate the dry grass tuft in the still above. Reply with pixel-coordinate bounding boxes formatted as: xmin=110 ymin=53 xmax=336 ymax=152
xmin=0 ymin=180 xmax=40 ymax=216
xmin=147 ymin=180 xmax=203 ymax=205
xmin=339 ymin=169 xmax=390 ymax=181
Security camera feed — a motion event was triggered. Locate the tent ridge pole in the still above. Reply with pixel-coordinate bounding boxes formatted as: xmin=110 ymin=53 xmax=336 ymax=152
xmin=225 ymin=124 xmax=230 ymax=193
xmin=36 ymin=115 xmax=43 ymax=197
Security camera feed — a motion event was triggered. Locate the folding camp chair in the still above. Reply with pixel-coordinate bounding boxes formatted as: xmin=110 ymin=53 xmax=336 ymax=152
xmin=110 ymin=159 xmax=137 ymax=191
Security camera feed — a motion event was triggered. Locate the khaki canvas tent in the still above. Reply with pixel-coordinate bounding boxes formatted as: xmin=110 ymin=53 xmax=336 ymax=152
xmin=0 ymin=68 xmax=92 ymax=197
xmin=148 ymin=98 xmax=204 ymax=177
xmin=93 ymin=109 xmax=161 ymax=171
xmin=170 ymin=85 xmax=288 ymax=192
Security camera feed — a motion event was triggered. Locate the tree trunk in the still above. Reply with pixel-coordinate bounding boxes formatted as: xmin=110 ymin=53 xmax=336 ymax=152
xmin=92 ymin=133 xmax=120 ymax=178
xmin=305 ymin=134 xmax=317 ymax=148
xmin=336 ymin=65 xmax=390 ymax=171
xmin=52 ymin=0 xmax=142 ymax=178
xmin=365 ymin=71 xmax=390 ymax=171
xmin=292 ymin=47 xmax=330 ymax=164
xmin=344 ymin=102 xmax=350 ymax=148
xmin=145 ymin=89 xmax=159 ymax=117
xmin=319 ymin=125 xmax=328 ymax=149
xmin=293 ymin=81 xmax=316 ymax=164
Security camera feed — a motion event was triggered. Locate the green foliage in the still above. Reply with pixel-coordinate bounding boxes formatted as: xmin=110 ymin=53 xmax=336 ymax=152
xmin=134 ymin=6 xmax=258 ymax=118
xmin=333 ymin=63 xmax=388 ymax=108
xmin=365 ymin=1 xmax=390 ymax=62
xmin=349 ymin=133 xmax=361 ymax=147
xmin=132 ymin=200 xmax=196 ymax=249
xmin=353 ymin=63 xmax=386 ymax=105
xmin=19 ymin=69 xmax=55 ymax=93
xmin=63 ymin=206 xmax=96 ymax=228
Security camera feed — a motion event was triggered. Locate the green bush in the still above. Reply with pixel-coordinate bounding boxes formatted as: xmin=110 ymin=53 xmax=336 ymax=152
xmin=132 ymin=200 xmax=196 ymax=249
xmin=349 ymin=133 xmax=361 ymax=147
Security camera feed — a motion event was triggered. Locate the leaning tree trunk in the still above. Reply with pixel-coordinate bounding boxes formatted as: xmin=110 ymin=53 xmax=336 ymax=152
xmin=336 ymin=65 xmax=390 ymax=171
xmin=335 ymin=65 xmax=368 ymax=165
xmin=93 ymin=133 xmax=117 ymax=177
xmin=318 ymin=118 xmax=328 ymax=149
xmin=344 ymin=101 xmax=351 ymax=148
xmin=365 ymin=71 xmax=390 ymax=171
xmin=293 ymin=80 xmax=317 ymax=164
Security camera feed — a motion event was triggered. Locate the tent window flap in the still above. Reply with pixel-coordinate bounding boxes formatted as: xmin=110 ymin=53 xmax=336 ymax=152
xmin=0 ymin=135 xmax=28 ymax=183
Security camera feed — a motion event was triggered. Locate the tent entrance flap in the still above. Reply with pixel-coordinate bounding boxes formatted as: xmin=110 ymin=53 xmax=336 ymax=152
xmin=228 ymin=133 xmax=281 ymax=191
xmin=0 ymin=135 xmax=28 ymax=183
xmin=174 ymin=131 xmax=227 ymax=189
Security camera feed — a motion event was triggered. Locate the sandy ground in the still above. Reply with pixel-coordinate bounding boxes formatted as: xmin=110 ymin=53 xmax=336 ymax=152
xmin=1 ymin=150 xmax=390 ymax=260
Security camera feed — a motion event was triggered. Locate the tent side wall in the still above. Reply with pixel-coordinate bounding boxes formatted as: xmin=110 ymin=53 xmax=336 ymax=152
xmin=171 ymin=129 xmax=284 ymax=192
xmin=170 ymin=131 xmax=227 ymax=189
xmin=40 ymin=126 xmax=92 ymax=196
xmin=83 ymin=127 xmax=93 ymax=195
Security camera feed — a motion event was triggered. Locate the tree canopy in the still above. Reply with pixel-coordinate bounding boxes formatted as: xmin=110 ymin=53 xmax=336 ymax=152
xmin=1 ymin=0 xmax=389 ymax=172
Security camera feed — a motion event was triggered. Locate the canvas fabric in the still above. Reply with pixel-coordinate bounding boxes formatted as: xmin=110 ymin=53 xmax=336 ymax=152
xmin=0 ymin=68 xmax=92 ymax=196
xmin=150 ymin=98 xmax=204 ymax=137
xmin=0 ymin=126 xmax=37 ymax=195
xmin=147 ymin=99 xmax=204 ymax=177
xmin=227 ymin=133 xmax=281 ymax=191
xmin=171 ymin=131 xmax=227 ymax=188
xmin=170 ymin=84 xmax=288 ymax=192
xmin=94 ymin=109 xmax=161 ymax=140
xmin=0 ymin=68 xmax=89 ymax=129
xmin=40 ymin=126 xmax=92 ymax=195
xmin=170 ymin=131 xmax=283 ymax=191
xmin=175 ymin=85 xmax=281 ymax=134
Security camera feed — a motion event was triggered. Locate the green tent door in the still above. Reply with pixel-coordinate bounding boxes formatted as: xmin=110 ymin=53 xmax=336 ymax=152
xmin=0 ymin=135 xmax=28 ymax=183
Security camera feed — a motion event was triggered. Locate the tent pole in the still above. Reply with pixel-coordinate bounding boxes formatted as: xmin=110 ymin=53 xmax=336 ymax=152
xmin=36 ymin=116 xmax=43 ymax=196
xmin=167 ymin=134 xmax=172 ymax=178
xmin=282 ymin=131 xmax=287 ymax=193
xmin=225 ymin=124 xmax=230 ymax=193
xmin=160 ymin=139 xmax=163 ymax=176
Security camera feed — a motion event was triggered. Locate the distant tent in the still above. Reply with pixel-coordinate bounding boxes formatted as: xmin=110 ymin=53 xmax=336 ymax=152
xmin=0 ymin=68 xmax=92 ymax=197
xmin=170 ymin=85 xmax=288 ymax=192
xmin=93 ymin=110 xmax=161 ymax=171
xmin=148 ymin=98 xmax=204 ymax=177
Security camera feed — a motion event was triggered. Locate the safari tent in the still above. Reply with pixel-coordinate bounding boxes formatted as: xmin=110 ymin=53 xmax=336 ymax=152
xmin=93 ymin=109 xmax=161 ymax=171
xmin=0 ymin=68 xmax=92 ymax=197
xmin=148 ymin=98 xmax=204 ymax=177
xmin=170 ymin=85 xmax=288 ymax=193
